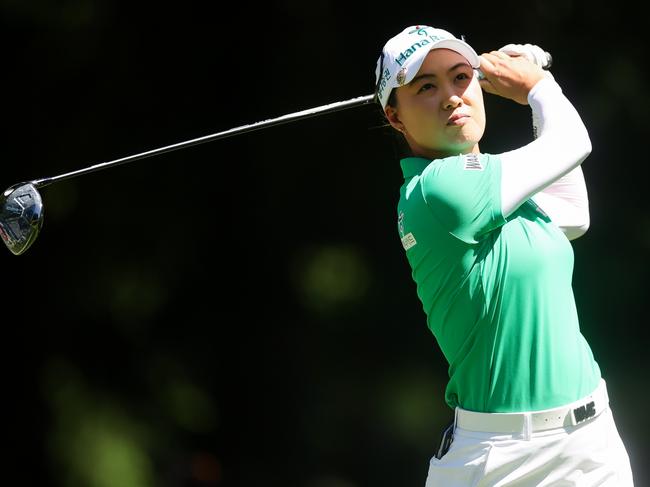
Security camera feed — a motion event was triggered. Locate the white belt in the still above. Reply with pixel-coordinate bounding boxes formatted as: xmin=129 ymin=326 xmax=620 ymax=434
xmin=455 ymin=379 xmax=609 ymax=434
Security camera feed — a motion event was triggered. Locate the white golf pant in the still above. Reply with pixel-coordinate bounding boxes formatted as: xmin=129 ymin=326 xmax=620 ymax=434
xmin=425 ymin=380 xmax=634 ymax=486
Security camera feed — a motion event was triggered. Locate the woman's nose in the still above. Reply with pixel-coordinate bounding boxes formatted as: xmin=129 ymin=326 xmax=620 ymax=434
xmin=443 ymin=95 xmax=463 ymax=110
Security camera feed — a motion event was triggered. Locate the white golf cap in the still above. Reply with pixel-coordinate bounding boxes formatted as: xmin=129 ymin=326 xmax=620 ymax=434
xmin=374 ymin=25 xmax=480 ymax=109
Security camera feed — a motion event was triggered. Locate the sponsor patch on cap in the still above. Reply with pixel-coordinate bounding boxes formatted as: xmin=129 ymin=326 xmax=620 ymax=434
xmin=396 ymin=67 xmax=408 ymax=86
xmin=463 ymin=154 xmax=483 ymax=170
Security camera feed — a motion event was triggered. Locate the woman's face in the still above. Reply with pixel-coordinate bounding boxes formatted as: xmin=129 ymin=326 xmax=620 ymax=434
xmin=386 ymin=49 xmax=486 ymax=159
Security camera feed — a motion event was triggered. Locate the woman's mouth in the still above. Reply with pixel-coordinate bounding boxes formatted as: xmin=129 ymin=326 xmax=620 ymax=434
xmin=447 ymin=113 xmax=469 ymax=126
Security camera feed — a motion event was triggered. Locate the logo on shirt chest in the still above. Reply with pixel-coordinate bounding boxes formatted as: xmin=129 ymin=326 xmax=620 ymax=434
xmin=398 ymin=211 xmax=417 ymax=250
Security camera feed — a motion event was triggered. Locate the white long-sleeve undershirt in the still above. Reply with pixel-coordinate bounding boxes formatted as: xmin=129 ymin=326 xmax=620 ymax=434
xmin=499 ymin=77 xmax=592 ymax=240
xmin=531 ymin=167 xmax=590 ymax=240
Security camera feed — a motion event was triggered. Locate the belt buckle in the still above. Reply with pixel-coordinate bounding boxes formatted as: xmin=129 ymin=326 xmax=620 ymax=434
xmin=572 ymin=400 xmax=597 ymax=425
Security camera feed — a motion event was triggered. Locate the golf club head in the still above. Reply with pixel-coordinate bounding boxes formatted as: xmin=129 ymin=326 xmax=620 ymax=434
xmin=0 ymin=183 xmax=44 ymax=255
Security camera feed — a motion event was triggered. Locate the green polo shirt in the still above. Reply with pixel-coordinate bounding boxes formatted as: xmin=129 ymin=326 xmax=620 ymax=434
xmin=397 ymin=154 xmax=601 ymax=413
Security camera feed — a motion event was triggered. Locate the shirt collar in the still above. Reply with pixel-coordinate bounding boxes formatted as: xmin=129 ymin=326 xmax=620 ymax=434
xmin=400 ymin=157 xmax=432 ymax=179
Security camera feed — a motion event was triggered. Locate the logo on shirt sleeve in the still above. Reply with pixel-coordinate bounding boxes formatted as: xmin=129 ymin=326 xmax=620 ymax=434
xmin=528 ymin=198 xmax=549 ymax=219
xmin=398 ymin=211 xmax=417 ymax=250
xmin=463 ymin=154 xmax=483 ymax=170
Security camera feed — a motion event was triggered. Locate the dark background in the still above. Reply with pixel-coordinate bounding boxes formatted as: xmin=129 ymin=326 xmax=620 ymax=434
xmin=2 ymin=1 xmax=648 ymax=486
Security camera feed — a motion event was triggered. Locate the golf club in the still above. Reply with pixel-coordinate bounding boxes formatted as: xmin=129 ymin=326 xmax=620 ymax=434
xmin=0 ymin=94 xmax=376 ymax=256
xmin=0 ymin=48 xmax=553 ymax=257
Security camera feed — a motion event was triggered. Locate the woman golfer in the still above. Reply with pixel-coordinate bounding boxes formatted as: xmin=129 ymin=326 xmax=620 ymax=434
xmin=375 ymin=25 xmax=634 ymax=486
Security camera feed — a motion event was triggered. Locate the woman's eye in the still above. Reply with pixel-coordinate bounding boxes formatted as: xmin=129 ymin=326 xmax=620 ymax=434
xmin=418 ymin=83 xmax=435 ymax=93
xmin=456 ymin=73 xmax=469 ymax=81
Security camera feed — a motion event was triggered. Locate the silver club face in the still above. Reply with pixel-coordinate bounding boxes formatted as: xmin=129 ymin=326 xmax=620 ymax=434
xmin=0 ymin=183 xmax=44 ymax=255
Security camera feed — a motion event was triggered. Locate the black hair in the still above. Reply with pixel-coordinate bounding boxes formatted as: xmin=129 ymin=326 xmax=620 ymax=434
xmin=374 ymin=51 xmax=412 ymax=160
xmin=379 ymin=89 xmax=412 ymax=160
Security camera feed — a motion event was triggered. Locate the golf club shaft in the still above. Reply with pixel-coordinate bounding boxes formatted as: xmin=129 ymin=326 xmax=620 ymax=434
xmin=31 ymin=94 xmax=376 ymax=189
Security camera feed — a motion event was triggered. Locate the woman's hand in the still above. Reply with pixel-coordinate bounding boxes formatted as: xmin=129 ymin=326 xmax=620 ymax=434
xmin=478 ymin=51 xmax=546 ymax=105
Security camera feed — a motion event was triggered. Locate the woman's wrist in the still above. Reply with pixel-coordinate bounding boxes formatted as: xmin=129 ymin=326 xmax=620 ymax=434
xmin=528 ymin=77 xmax=561 ymax=104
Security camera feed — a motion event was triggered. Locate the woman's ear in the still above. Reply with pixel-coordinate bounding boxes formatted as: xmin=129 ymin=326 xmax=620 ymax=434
xmin=384 ymin=106 xmax=405 ymax=133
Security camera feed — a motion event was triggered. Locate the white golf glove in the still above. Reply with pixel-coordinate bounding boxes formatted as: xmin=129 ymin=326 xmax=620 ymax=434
xmin=499 ymin=43 xmax=554 ymax=138
xmin=498 ymin=43 xmax=553 ymax=75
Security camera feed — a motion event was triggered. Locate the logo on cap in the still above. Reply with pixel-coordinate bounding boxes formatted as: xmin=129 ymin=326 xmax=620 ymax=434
xmin=408 ymin=26 xmax=429 ymax=35
xmin=396 ymin=67 xmax=408 ymax=86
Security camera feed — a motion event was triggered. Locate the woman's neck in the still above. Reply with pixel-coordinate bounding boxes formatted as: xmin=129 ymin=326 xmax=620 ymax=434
xmin=410 ymin=143 xmax=480 ymax=160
